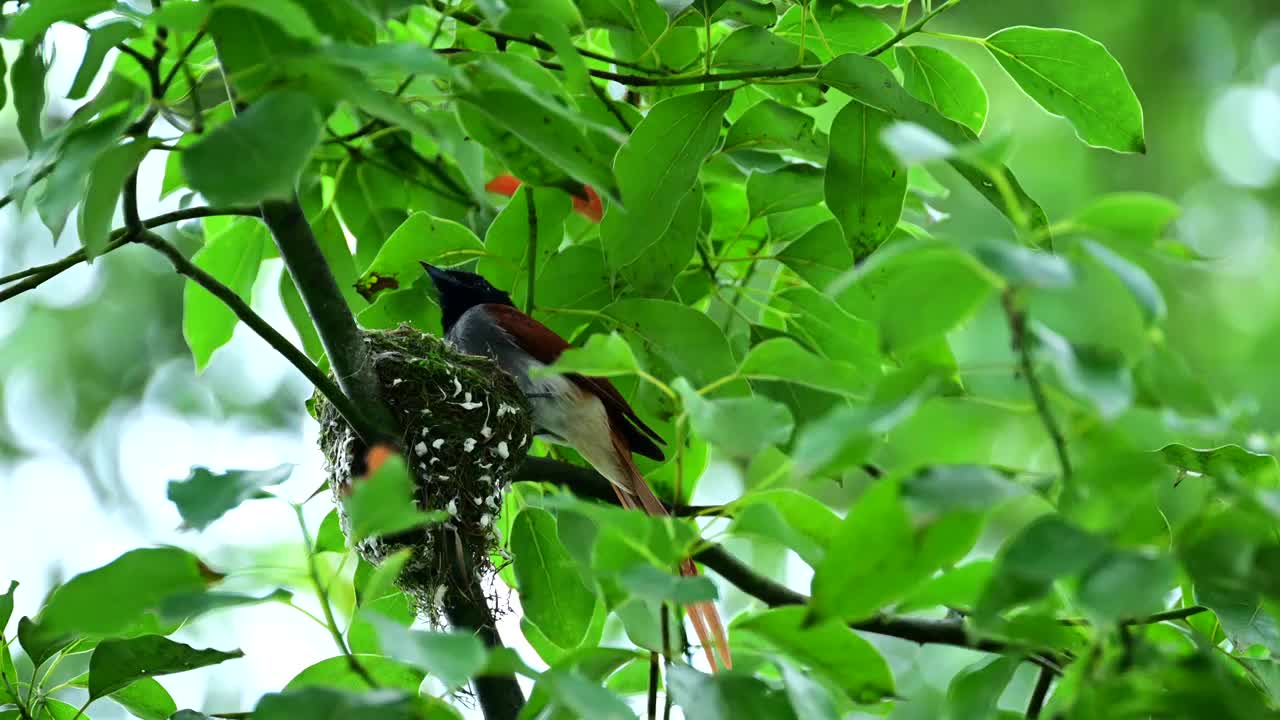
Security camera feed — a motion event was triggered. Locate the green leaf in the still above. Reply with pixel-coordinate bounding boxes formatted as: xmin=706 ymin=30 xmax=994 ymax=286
xmin=216 ymin=0 xmax=321 ymax=39
xmin=88 ymin=635 xmax=242 ymax=699
xmin=898 ymin=561 xmax=993 ymax=613
xmin=1196 ymin=584 xmax=1280 ymax=655
xmin=778 ymin=287 xmax=881 ymax=378
xmin=39 ymin=548 xmax=219 ymax=639
xmin=368 ymin=614 xmax=487 ymax=690
xmin=478 ymin=185 xmax=570 ymax=301
xmin=1081 ymin=240 xmax=1166 ymax=324
xmin=600 ymin=90 xmax=732 ymax=281
xmin=896 ymin=46 xmax=989 ymax=134
xmin=5 ymin=0 xmax=115 ymax=41
xmin=774 ymin=5 xmax=894 ymax=63
xmin=818 ymin=54 xmax=1048 ymax=235
xmin=723 ymin=100 xmax=827 ymax=162
xmin=902 ymin=465 xmax=1025 ymax=515
xmin=809 ymin=480 xmax=910 ymax=621
xmin=182 ymin=90 xmax=323 ymax=205
xmin=946 ymin=656 xmax=1020 ymax=720
xmin=1031 ymin=324 xmax=1133 ymax=420
xmin=13 ymin=40 xmax=48 ymax=153
xmin=737 ymin=336 xmax=869 ymax=397
xmin=166 ymin=465 xmax=293 ymax=531
xmin=101 ymin=677 xmax=177 ymax=720
xmin=825 ymin=102 xmax=906 ymax=257
xmin=604 ymin=299 xmax=740 ymax=390
xmin=675 ymin=378 xmax=795 ymax=458
xmin=1157 ymin=444 xmax=1280 ymax=484
xmin=714 ymin=26 xmax=812 ymax=70
xmin=355 ymin=212 xmax=484 ymax=303
xmin=737 ymin=607 xmax=893 ymax=702
xmin=0 ymin=581 xmax=15 ymax=633
xmin=253 ymin=686 xmax=449 ymax=720
xmin=668 ymin=665 xmax=799 ymax=720
xmin=977 ymin=514 xmax=1107 ymax=619
xmin=360 ymin=549 xmax=412 ymax=608
xmin=68 ymin=21 xmax=140 ymax=100
xmin=316 ymin=509 xmax=348 ymax=554
xmin=1077 ymin=550 xmax=1177 ymax=624
xmin=617 ymin=564 xmax=717 ymax=604
xmin=1073 ymin=192 xmax=1179 ymax=241
xmin=78 ymin=138 xmax=150 ymax=258
xmin=747 ymin=165 xmax=825 ymax=219
xmin=156 ymin=589 xmax=291 ymax=623
xmin=183 ymin=218 xmax=269 ymax=371
xmin=285 ymin=654 xmax=425 ymax=692
xmin=970 ymin=240 xmax=1074 ymax=289
xmin=539 ymin=668 xmax=636 ymax=720
xmin=985 ymin=27 xmax=1145 ymax=153
xmin=614 ymin=185 xmax=701 ymax=298
xmin=731 ymin=489 xmax=840 ymax=567
xmin=17 ymin=616 xmax=75 ymax=667
xmin=511 ymin=508 xmax=597 ymax=649
xmin=777 ymin=219 xmax=855 ymax=291
xmin=792 ymin=367 xmax=941 ymax=478
xmin=148 ymin=1 xmax=211 ymax=31
xmin=535 ymin=332 xmax=640 ymax=378
xmin=343 ymin=454 xmax=447 ymax=543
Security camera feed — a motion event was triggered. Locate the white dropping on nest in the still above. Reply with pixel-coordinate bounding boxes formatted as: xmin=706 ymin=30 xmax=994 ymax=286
xmin=496 ymin=441 xmax=510 ymax=459
xmin=479 ymin=474 xmax=492 ymax=484
xmin=463 ymin=438 xmax=477 ymax=452
xmin=498 ymin=403 xmax=519 ymax=417
xmin=451 ymin=377 xmax=463 ymax=396
xmin=446 ymin=499 xmax=458 ymax=515
xmin=481 ymin=426 xmax=493 ymax=439
xmin=479 ymin=513 xmax=493 ymax=528
xmin=414 ymin=442 xmax=428 ymax=456
xmin=432 ymin=438 xmax=444 ymax=449
xmin=391 ymin=378 xmax=404 ymax=386
xmin=432 ymin=584 xmax=447 ymax=608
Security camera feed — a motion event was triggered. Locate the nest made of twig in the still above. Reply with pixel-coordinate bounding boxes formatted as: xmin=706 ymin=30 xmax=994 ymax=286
xmin=314 ymin=325 xmax=532 ymax=621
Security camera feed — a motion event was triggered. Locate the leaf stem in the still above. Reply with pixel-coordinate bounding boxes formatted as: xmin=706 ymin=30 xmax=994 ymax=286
xmin=1001 ymin=289 xmax=1073 ymax=488
xmin=292 ymin=505 xmax=379 ymax=689
xmin=866 ymin=0 xmax=963 ymax=57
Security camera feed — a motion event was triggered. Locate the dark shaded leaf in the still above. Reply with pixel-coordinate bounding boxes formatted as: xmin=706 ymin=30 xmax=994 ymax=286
xmin=166 ymin=465 xmax=293 ymax=531
xmin=88 ymin=635 xmax=242 ymax=699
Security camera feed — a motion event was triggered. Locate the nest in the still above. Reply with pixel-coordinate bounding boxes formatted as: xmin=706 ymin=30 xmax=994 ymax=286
xmin=313 ymin=325 xmax=532 ymax=621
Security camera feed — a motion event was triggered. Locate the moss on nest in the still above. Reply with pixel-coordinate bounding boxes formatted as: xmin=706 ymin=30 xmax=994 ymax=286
xmin=313 ymin=324 xmax=532 ymax=621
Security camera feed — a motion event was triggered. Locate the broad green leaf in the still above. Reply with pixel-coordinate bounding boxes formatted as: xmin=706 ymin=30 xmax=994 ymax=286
xmin=1032 ymin=324 xmax=1133 ymax=420
xmin=148 ymin=1 xmax=210 ymax=31
xmin=360 ymin=549 xmax=412 ymax=608
xmin=779 ymin=660 xmax=840 ymax=720
xmin=368 ymin=614 xmax=487 ymax=690
xmin=898 ymin=561 xmax=994 ymax=613
xmin=614 ymin=185 xmax=700 ymax=298
xmin=285 ymin=654 xmax=425 ymax=692
xmin=39 ymin=548 xmax=219 ymax=639
xmin=732 ymin=489 xmax=841 ymax=567
xmin=1081 ymin=240 xmax=1166 ymax=324
xmin=32 ymin=111 xmax=133 ymax=241
xmin=675 ymin=378 xmax=794 ymax=458
xmin=970 ymin=239 xmax=1074 ymax=289
xmin=902 ymin=465 xmax=1025 ymax=515
xmin=511 ymin=508 xmax=597 ymax=649
xmin=896 ymin=45 xmax=989 ymax=134
xmin=88 ymin=635 xmax=242 ymax=699
xmin=617 ymin=564 xmax=717 ymax=604
xmin=343 ymin=454 xmax=447 ymax=543
xmin=5 ymin=0 xmax=114 ymax=41
xmin=668 ymin=665 xmax=799 ymax=720
xmin=1073 ymin=192 xmax=1179 ymax=241
xmin=600 ymin=91 xmax=732 ymax=284
xmin=13 ymin=40 xmax=48 ymax=153
xmin=604 ymin=299 xmax=740 ymax=390
xmin=97 ymin=677 xmax=176 ymax=720
xmin=747 ymin=165 xmax=825 ymax=219
xmin=818 ymin=54 xmax=1049 ymax=235
xmin=736 ymin=607 xmax=894 ymax=701
xmin=773 ymin=5 xmax=894 ymax=63
xmin=0 ymin=581 xmax=14 ymax=633
xmin=0 ymin=43 xmax=7 ymax=114
xmin=737 ymin=337 xmax=869 ymax=397
xmin=777 ymin=219 xmax=856 ymax=291
xmin=217 ymin=0 xmax=321 ymax=39
xmin=166 ymin=465 xmax=293 ymax=531
xmin=1156 ymin=444 xmax=1279 ymax=484
xmin=1196 ymin=584 xmax=1280 ymax=655
xmin=182 ymin=90 xmax=323 ymax=205
xmin=17 ymin=616 xmax=76 ymax=667
xmin=535 ymin=332 xmax=639 ymax=378
xmin=723 ymin=99 xmax=827 ymax=162
xmin=714 ymin=26 xmax=813 ymax=70
xmin=946 ymin=656 xmax=1020 ymax=720
xmin=253 ymin=686 xmax=451 ymax=720
xmin=355 ymin=212 xmax=484 ymax=303
xmin=538 ymin=668 xmax=636 ymax=720
xmin=985 ymin=27 xmax=1145 ymax=153
xmin=156 ymin=589 xmax=291 ymax=623
xmin=826 ymin=102 xmax=906 ymax=257
xmin=183 ymin=218 xmax=269 ymax=371
xmin=315 ymin=509 xmax=347 ymax=554
xmin=809 ymin=480 xmax=910 ymax=621
xmin=777 ymin=288 xmax=881 ymax=379
xmin=68 ymin=21 xmax=140 ymax=100
xmin=1077 ymin=550 xmax=1177 ymax=624
xmin=479 ymin=185 xmax=570 ymax=302
xmin=78 ymin=139 xmax=150 ymax=258
xmin=976 ymin=514 xmax=1107 ymax=619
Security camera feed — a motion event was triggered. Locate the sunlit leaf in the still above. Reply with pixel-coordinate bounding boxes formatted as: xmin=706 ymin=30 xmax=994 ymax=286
xmin=166 ymin=465 xmax=293 ymax=531
xmin=88 ymin=635 xmax=242 ymax=699
xmin=343 ymin=454 xmax=447 ymax=543
xmin=511 ymin=508 xmax=597 ymax=649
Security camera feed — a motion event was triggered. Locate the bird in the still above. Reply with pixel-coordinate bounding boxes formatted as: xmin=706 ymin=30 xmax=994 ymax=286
xmin=421 ymin=261 xmax=731 ymax=671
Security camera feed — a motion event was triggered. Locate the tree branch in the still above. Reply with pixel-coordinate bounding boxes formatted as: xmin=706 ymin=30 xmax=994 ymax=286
xmin=0 ymin=206 xmax=261 ymax=302
xmin=448 ymin=9 xmax=664 ymax=74
xmin=866 ymin=0 xmax=962 ymax=57
xmin=1026 ymin=664 xmax=1053 ymax=719
xmin=1002 ymin=289 xmax=1072 ymax=487
xmin=537 ymin=60 xmax=822 ymax=88
xmin=259 ymin=198 xmax=399 ymax=443
xmin=136 ymin=230 xmax=374 ymax=445
xmin=513 ymin=457 xmax=1065 ymax=671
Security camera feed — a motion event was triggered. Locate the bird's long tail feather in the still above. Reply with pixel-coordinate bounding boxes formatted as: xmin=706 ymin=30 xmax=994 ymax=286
xmin=608 ymin=434 xmax=732 ymax=672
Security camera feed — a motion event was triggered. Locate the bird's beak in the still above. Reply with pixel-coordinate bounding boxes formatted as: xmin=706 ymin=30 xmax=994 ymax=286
xmin=420 ymin=262 xmax=449 ymax=286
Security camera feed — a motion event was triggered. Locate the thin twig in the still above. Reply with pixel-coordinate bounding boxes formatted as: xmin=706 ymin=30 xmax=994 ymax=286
xmin=1002 ymin=289 xmax=1072 ymax=486
xmin=647 ymin=651 xmax=659 ymax=720
xmin=538 ymin=60 xmax=822 ymax=88
xmin=0 ymin=206 xmax=261 ymax=300
xmin=1026 ymin=665 xmax=1053 ymax=719
xmin=292 ymin=505 xmax=380 ymax=689
xmin=450 ymin=9 xmax=665 ymax=73
xmin=160 ymin=28 xmax=208 ymax=93
xmin=866 ymin=0 xmax=962 ymax=57
xmin=137 ymin=230 xmax=376 ymax=444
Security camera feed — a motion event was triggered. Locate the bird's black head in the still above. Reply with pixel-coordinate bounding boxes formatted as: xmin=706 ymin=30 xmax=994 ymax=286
xmin=420 ymin=263 xmax=515 ymax=332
